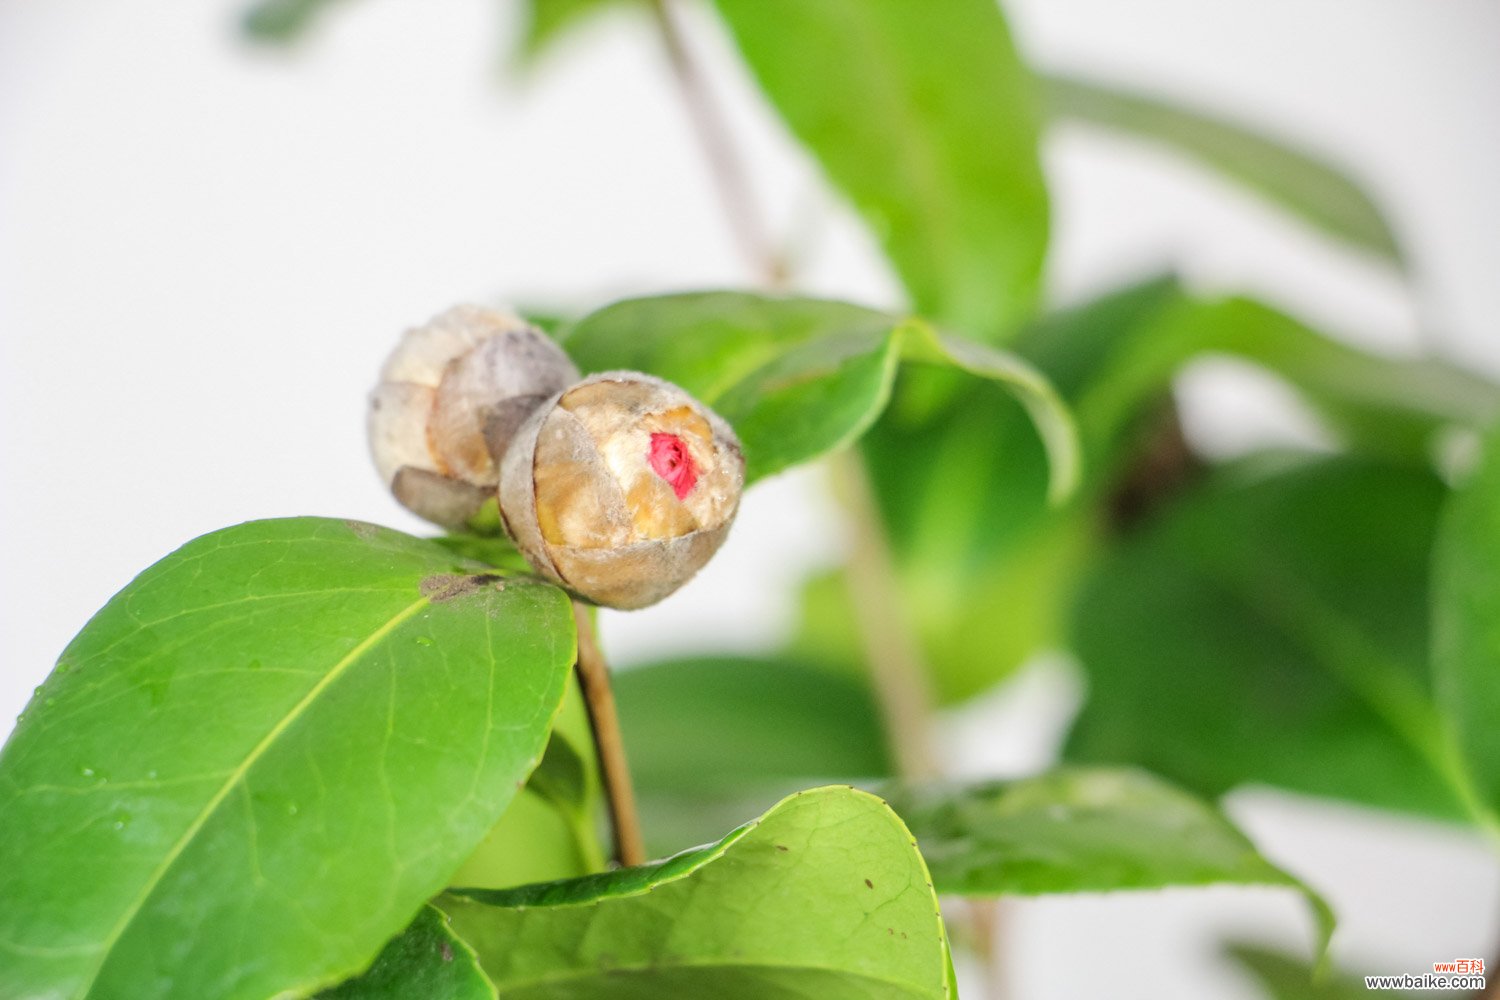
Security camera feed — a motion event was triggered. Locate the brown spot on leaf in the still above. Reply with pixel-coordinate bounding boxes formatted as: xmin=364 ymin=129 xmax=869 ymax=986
xmin=440 ymin=941 xmax=454 ymax=963
xmin=345 ymin=519 xmax=378 ymax=541
xmin=864 ymin=878 xmax=873 ymax=889
xmin=775 ymin=845 xmax=789 ymax=852
xmin=420 ymin=573 xmax=504 ymax=603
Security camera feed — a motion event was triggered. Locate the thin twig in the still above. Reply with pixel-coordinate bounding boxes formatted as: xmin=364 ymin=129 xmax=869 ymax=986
xmin=572 ymin=601 xmax=646 ymax=867
xmin=642 ymin=9 xmax=1011 ymax=996
xmin=649 ymin=0 xmax=786 ymax=287
xmin=831 ymin=452 xmax=940 ymax=780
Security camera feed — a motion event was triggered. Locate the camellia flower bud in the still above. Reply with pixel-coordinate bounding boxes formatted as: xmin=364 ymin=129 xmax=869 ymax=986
xmin=368 ymin=305 xmax=579 ymax=530
xmin=499 ymin=372 xmax=745 ymax=609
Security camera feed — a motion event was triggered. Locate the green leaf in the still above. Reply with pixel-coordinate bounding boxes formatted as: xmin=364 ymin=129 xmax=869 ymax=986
xmin=1434 ymin=429 xmax=1500 ymax=818
xmin=1227 ymin=944 xmax=1411 ymax=1000
xmin=1043 ymin=74 xmax=1403 ymax=266
xmin=563 ymin=290 xmax=1077 ymax=496
xmin=713 ymin=0 xmax=1049 ymax=338
xmin=0 ymin=518 xmax=576 ymax=1000
xmin=884 ymin=768 xmax=1333 ymax=952
xmin=240 ymin=0 xmax=358 ymax=42
xmin=448 ymin=709 xmax=605 ymax=892
xmin=1064 ymin=456 xmax=1494 ymax=827
xmin=441 ymin=786 xmax=953 ymax=999
xmin=318 ymin=905 xmax=493 ymax=1000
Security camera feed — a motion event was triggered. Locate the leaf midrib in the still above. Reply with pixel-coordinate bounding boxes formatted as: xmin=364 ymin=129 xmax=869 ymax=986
xmin=71 ymin=593 xmax=433 ymax=999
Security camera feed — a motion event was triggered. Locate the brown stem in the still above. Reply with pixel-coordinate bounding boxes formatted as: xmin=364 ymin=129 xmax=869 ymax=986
xmin=572 ymin=601 xmax=646 ymax=867
xmin=831 ymin=452 xmax=940 ymax=780
xmin=649 ymin=0 xmax=786 ymax=287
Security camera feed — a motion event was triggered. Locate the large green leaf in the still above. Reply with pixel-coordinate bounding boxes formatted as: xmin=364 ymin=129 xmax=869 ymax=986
xmin=713 ymin=0 xmax=1049 ymax=338
xmin=563 ymin=290 xmax=1077 ymax=496
xmin=318 ymin=906 xmax=493 ymax=1000
xmin=1043 ymin=74 xmax=1404 ymax=266
xmin=1064 ymin=456 xmax=1495 ymax=828
xmin=441 ymin=786 xmax=953 ymax=999
xmin=884 ymin=769 xmax=1332 ymax=950
xmin=0 ymin=518 xmax=576 ymax=1000
xmin=1434 ymin=430 xmax=1500 ymax=818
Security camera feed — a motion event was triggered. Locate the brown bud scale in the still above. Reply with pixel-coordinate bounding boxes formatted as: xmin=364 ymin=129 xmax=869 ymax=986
xmin=500 ymin=372 xmax=744 ymax=609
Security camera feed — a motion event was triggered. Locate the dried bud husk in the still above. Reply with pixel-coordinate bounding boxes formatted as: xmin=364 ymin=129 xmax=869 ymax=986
xmin=499 ymin=372 xmax=745 ymax=609
xmin=368 ymin=305 xmax=579 ymax=530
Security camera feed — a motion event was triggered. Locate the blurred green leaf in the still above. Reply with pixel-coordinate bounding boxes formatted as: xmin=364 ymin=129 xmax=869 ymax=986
xmin=843 ymin=280 xmax=1499 ymax=704
xmin=884 ymin=769 xmax=1332 ymax=952
xmin=0 ymin=518 xmax=576 ymax=1000
xmin=564 ymin=291 xmax=1077 ymax=495
xmin=714 ymin=0 xmax=1049 ymax=338
xmin=519 ymin=0 xmax=636 ymax=64
xmin=1044 ymin=74 xmax=1403 ymax=266
xmin=1434 ymin=429 xmax=1500 ymax=820
xmin=1065 ymin=457 xmax=1493 ymax=825
xmin=318 ymin=906 xmax=493 ymax=1000
xmin=1102 ymin=297 xmax=1500 ymax=464
xmin=802 ymin=279 xmax=1183 ymax=703
xmin=614 ymin=655 xmax=891 ymax=852
xmin=442 ymin=786 xmax=954 ymax=999
xmin=1227 ymin=944 xmax=1413 ymax=1000
xmin=616 ymin=656 xmax=892 ymax=796
xmin=241 ymin=0 xmax=358 ymax=42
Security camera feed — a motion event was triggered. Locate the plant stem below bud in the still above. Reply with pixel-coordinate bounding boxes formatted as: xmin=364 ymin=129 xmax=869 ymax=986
xmin=572 ymin=602 xmax=647 ymax=867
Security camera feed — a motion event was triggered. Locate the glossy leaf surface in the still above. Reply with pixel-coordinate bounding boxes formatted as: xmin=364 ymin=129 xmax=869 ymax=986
xmin=0 ymin=518 xmax=575 ymax=1000
xmin=442 ymin=786 xmax=953 ymax=999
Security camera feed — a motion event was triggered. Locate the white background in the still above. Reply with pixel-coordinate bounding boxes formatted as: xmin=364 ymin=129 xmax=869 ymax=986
xmin=2 ymin=1 xmax=1497 ymax=997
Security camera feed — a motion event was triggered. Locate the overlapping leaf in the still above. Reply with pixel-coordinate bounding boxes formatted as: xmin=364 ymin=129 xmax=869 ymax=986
xmin=0 ymin=518 xmax=576 ymax=1000
xmin=440 ymin=786 xmax=954 ymax=999
xmin=563 ymin=290 xmax=1077 ymax=496
xmin=318 ymin=906 xmax=492 ymax=1000
xmin=811 ymin=279 xmax=1500 ymax=704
